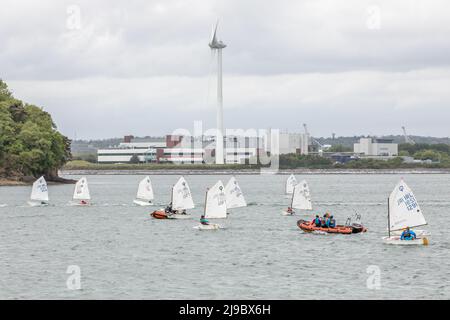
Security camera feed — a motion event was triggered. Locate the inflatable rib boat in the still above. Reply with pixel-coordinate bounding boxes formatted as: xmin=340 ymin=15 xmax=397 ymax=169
xmin=297 ymin=219 xmax=367 ymax=234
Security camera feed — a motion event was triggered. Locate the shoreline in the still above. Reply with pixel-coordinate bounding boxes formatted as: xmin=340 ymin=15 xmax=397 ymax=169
xmin=0 ymin=177 xmax=76 ymax=187
xmin=60 ymin=168 xmax=450 ymax=176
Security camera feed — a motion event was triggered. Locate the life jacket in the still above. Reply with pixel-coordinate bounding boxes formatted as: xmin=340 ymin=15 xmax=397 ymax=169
xmin=314 ymin=217 xmax=321 ymax=226
xmin=329 ymin=219 xmax=336 ymax=227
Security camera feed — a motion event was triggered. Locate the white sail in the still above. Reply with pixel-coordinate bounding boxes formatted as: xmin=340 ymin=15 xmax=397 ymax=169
xmin=285 ymin=174 xmax=297 ymax=194
xmin=388 ymin=180 xmax=427 ymax=231
xmin=30 ymin=176 xmax=49 ymax=202
xmin=73 ymin=177 xmax=91 ymax=200
xmin=136 ymin=176 xmax=154 ymax=201
xmin=205 ymin=180 xmax=227 ymax=219
xmin=224 ymin=177 xmax=246 ymax=209
xmin=172 ymin=176 xmax=194 ymax=210
xmin=291 ymin=180 xmax=312 ymax=210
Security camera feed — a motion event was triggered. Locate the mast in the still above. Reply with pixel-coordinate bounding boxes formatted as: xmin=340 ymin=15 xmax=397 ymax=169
xmin=387 ymin=197 xmax=391 ymax=238
xmin=203 ymin=188 xmax=209 ymax=216
xmin=290 ymin=185 xmax=295 ymax=208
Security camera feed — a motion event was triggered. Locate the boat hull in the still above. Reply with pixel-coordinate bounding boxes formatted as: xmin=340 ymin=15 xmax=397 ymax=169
xmin=281 ymin=210 xmax=295 ymax=216
xmin=382 ymin=236 xmax=429 ymax=246
xmin=167 ymin=214 xmax=191 ymax=220
xmin=151 ymin=210 xmax=169 ymax=219
xmin=69 ymin=201 xmax=90 ymax=206
xmin=133 ymin=199 xmax=153 ymax=206
xmin=150 ymin=210 xmax=191 ymax=219
xmin=297 ymin=220 xmax=367 ymax=234
xmin=193 ymin=223 xmax=221 ymax=230
xmin=28 ymin=201 xmax=49 ymax=207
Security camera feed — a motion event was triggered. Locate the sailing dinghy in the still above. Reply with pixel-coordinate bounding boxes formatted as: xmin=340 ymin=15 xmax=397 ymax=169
xmin=151 ymin=176 xmax=194 ymax=219
xmin=285 ymin=174 xmax=297 ymax=195
xmin=133 ymin=176 xmax=154 ymax=206
xmin=224 ymin=177 xmax=246 ymax=213
xmin=28 ymin=176 xmax=49 ymax=206
xmin=282 ymin=180 xmax=312 ymax=215
xmin=194 ymin=180 xmax=226 ymax=230
xmin=382 ymin=179 xmax=429 ymax=246
xmin=71 ymin=177 xmax=91 ymax=206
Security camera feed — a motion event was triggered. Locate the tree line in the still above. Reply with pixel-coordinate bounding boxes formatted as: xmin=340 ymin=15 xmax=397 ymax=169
xmin=0 ymin=80 xmax=71 ymax=181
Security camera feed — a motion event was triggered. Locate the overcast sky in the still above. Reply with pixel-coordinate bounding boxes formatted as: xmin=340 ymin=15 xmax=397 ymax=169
xmin=1 ymin=0 xmax=450 ymax=139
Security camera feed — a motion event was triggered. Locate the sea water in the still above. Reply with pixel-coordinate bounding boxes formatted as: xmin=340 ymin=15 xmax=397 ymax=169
xmin=1 ymin=174 xmax=449 ymax=299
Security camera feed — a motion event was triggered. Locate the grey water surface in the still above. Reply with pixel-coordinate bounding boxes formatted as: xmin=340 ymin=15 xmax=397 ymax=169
xmin=1 ymin=174 xmax=449 ymax=299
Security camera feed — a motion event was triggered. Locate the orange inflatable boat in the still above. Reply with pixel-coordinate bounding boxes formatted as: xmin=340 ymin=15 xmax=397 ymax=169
xmin=151 ymin=210 xmax=169 ymax=219
xmin=297 ymin=219 xmax=367 ymax=234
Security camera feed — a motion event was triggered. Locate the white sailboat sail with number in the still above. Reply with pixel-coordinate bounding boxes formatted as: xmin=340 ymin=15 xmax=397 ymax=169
xmin=282 ymin=180 xmax=312 ymax=215
xmin=194 ymin=180 xmax=226 ymax=230
xmin=28 ymin=176 xmax=49 ymax=206
xmin=133 ymin=176 xmax=154 ymax=206
xmin=166 ymin=176 xmax=194 ymax=219
xmin=383 ymin=179 xmax=429 ymax=245
xmin=72 ymin=177 xmax=91 ymax=206
xmin=285 ymin=174 xmax=297 ymax=195
xmin=224 ymin=177 xmax=246 ymax=211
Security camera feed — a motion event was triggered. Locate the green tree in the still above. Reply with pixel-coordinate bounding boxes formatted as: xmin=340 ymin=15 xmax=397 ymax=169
xmin=0 ymin=80 xmax=71 ymax=179
xmin=129 ymin=154 xmax=140 ymax=164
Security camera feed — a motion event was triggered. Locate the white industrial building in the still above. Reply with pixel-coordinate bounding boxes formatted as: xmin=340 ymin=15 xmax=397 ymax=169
xmin=265 ymin=130 xmax=310 ymax=155
xmin=354 ymin=137 xmax=398 ymax=157
xmin=97 ymin=135 xmax=259 ymax=164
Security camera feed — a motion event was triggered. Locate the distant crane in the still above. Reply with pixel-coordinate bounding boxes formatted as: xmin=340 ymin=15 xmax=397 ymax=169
xmin=402 ymin=126 xmax=416 ymax=145
xmin=302 ymin=123 xmax=328 ymax=153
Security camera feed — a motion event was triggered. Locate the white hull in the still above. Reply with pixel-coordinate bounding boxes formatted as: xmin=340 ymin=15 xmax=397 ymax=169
xmin=390 ymin=229 xmax=430 ymax=237
xmin=281 ymin=210 xmax=295 ymax=216
xmin=0 ymin=204 xmax=6 ymax=208
xmin=193 ymin=223 xmax=221 ymax=230
xmin=167 ymin=214 xmax=191 ymax=220
xmin=69 ymin=201 xmax=91 ymax=206
xmin=133 ymin=199 xmax=153 ymax=206
xmin=28 ymin=201 xmax=49 ymax=207
xmin=382 ymin=236 xmax=429 ymax=246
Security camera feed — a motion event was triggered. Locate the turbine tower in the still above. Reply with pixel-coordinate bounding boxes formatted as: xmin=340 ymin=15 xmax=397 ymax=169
xmin=209 ymin=21 xmax=226 ymax=164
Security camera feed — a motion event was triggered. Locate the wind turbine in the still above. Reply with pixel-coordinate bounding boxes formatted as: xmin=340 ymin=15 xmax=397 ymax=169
xmin=209 ymin=21 xmax=227 ymax=164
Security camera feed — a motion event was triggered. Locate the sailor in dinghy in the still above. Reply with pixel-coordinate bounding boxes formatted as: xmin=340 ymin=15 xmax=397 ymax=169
xmin=133 ymin=176 xmax=154 ymax=206
xmin=28 ymin=176 xmax=49 ymax=207
xmin=194 ymin=181 xmax=226 ymax=230
xmin=151 ymin=177 xmax=194 ymax=219
xmin=382 ymin=179 xmax=429 ymax=246
xmin=282 ymin=180 xmax=312 ymax=215
xmin=71 ymin=177 xmax=91 ymax=206
xmin=224 ymin=176 xmax=246 ymax=215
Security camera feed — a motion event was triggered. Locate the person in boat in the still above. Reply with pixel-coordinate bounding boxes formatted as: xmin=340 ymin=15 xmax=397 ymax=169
xmin=286 ymin=207 xmax=294 ymax=214
xmin=200 ymin=215 xmax=209 ymax=225
xmin=165 ymin=202 xmax=174 ymax=214
xmin=312 ymin=215 xmax=322 ymax=227
xmin=80 ymin=200 xmax=87 ymax=205
xmin=329 ymin=215 xmax=336 ymax=228
xmin=321 ymin=213 xmax=329 ymax=228
xmin=181 ymin=209 xmax=187 ymax=215
xmin=400 ymin=227 xmax=417 ymax=240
